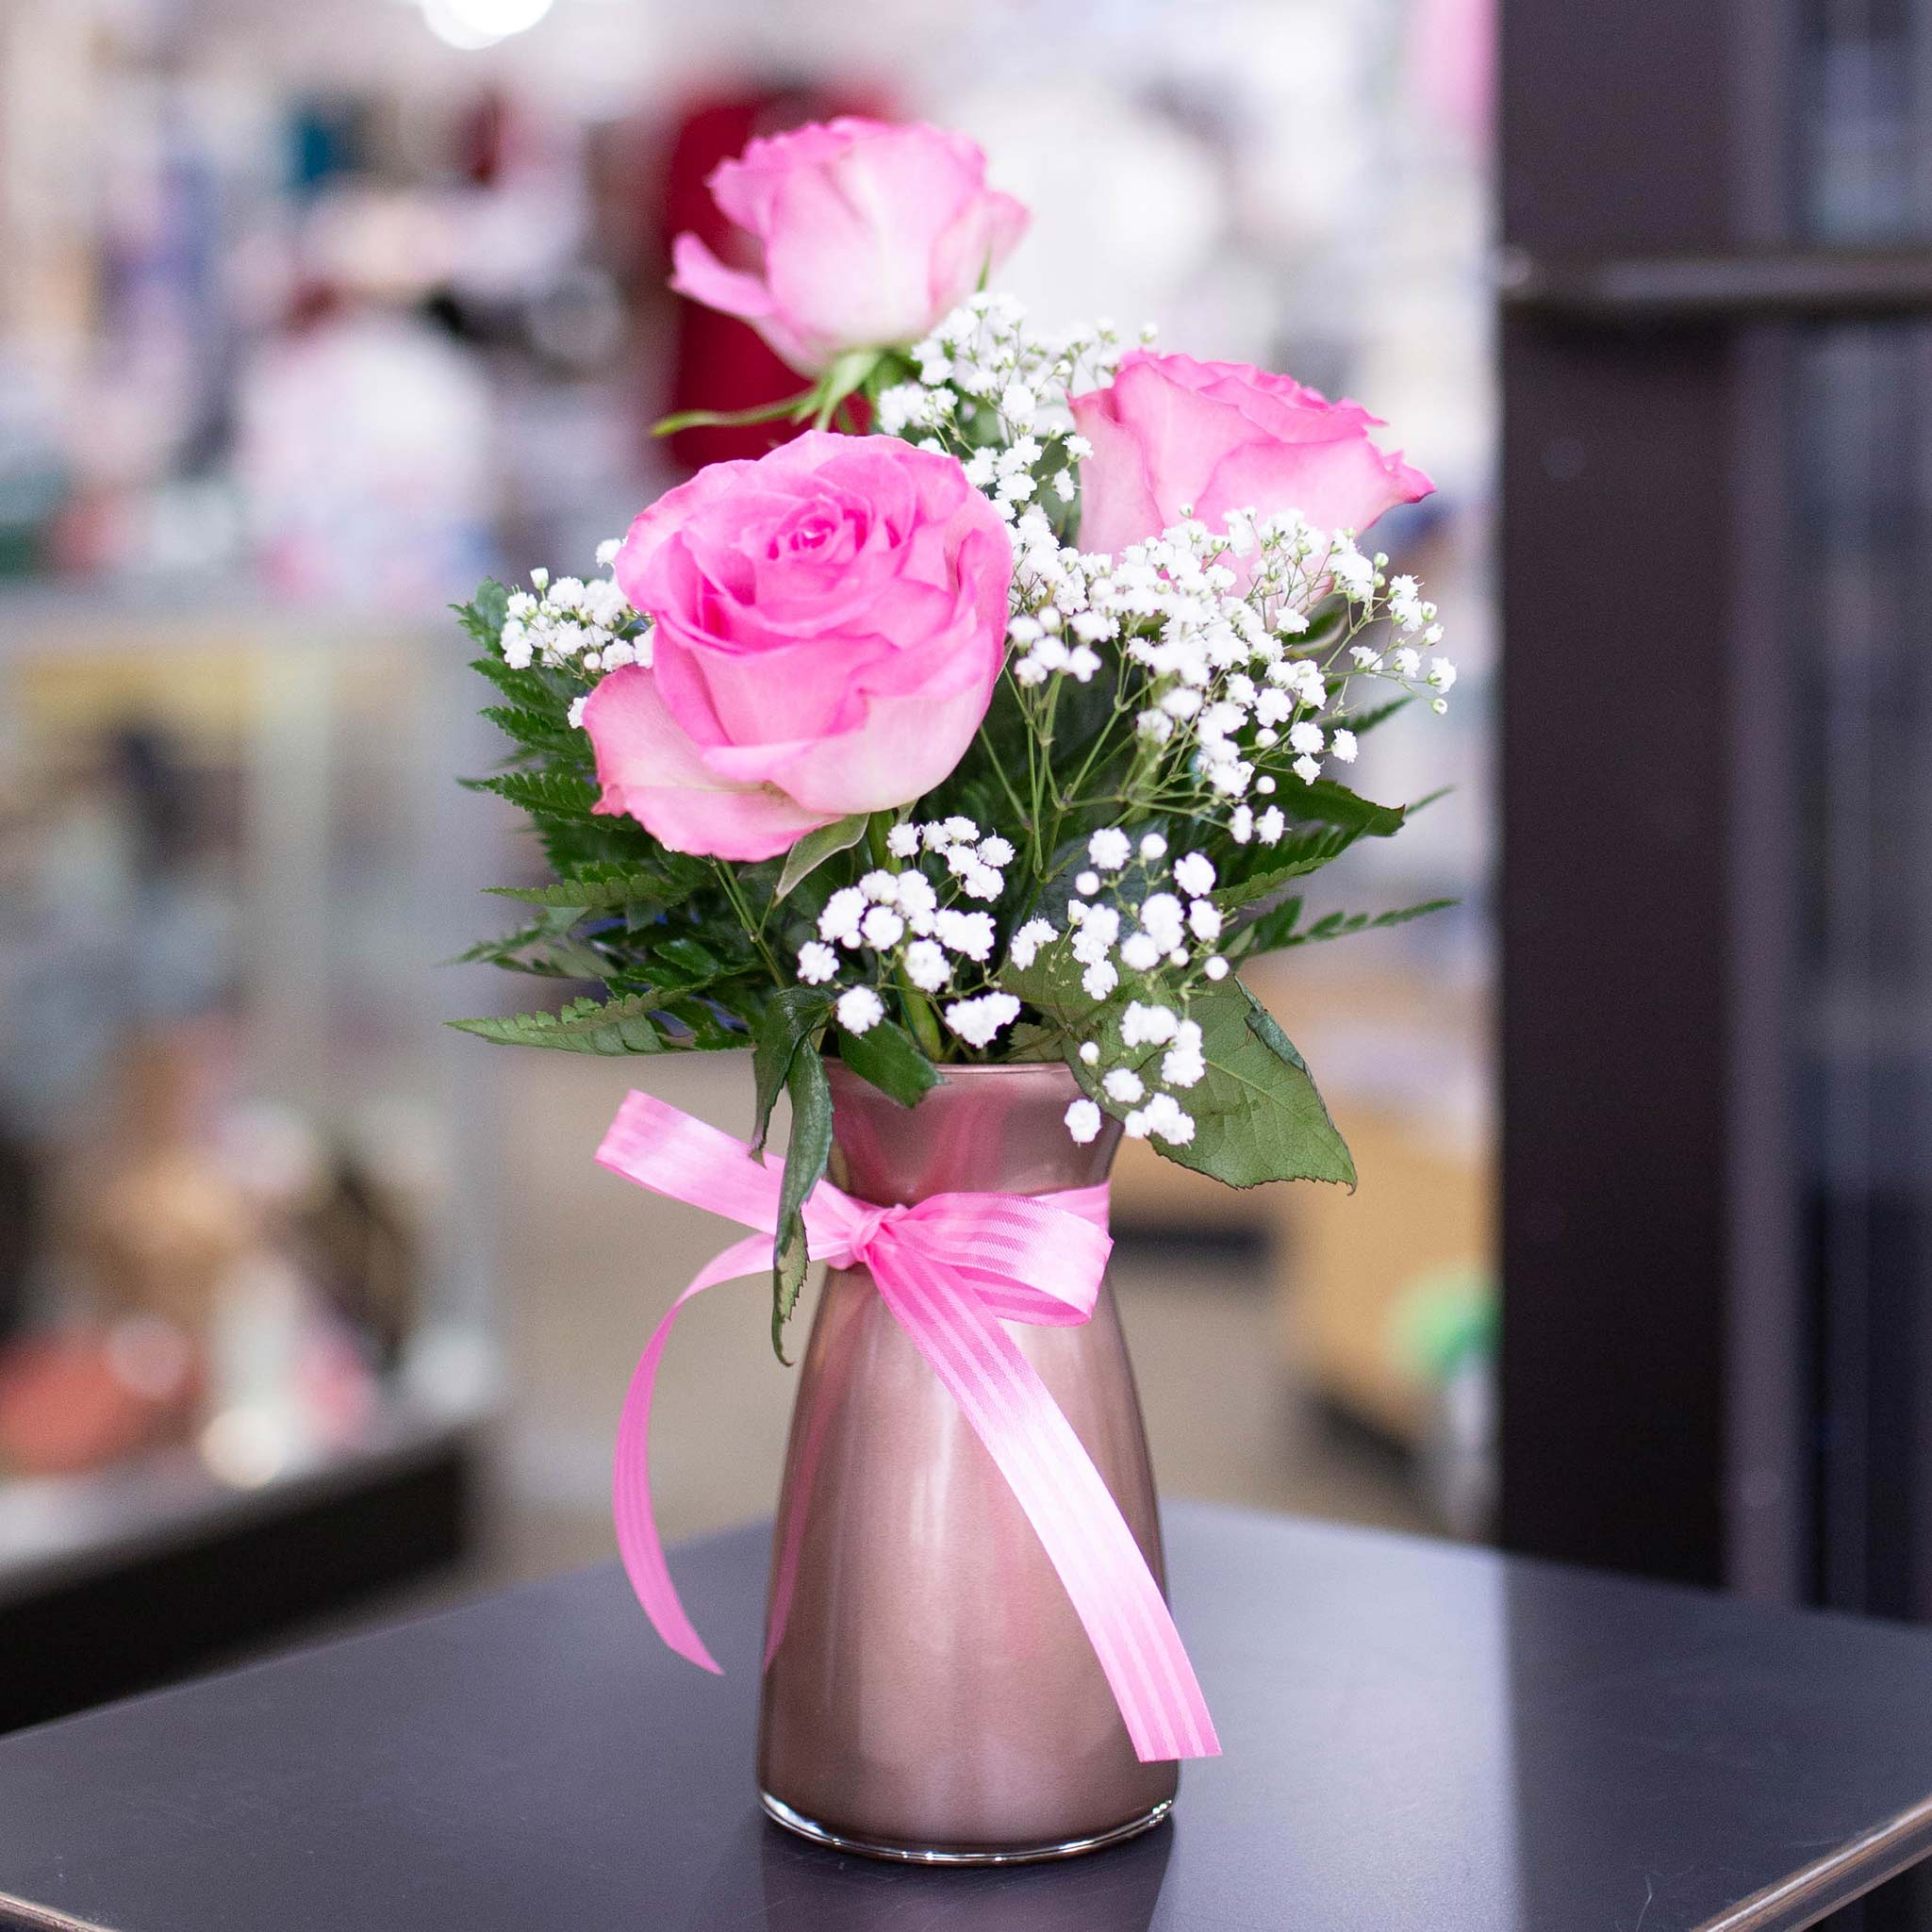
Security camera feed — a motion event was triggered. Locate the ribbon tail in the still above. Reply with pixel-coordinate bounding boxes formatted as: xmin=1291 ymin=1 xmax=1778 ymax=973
xmin=612 ymin=1231 xmax=776 ymax=1674
xmin=869 ymin=1242 xmax=1221 ymax=1763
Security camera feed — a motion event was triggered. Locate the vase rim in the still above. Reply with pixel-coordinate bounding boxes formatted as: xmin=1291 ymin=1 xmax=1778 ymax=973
xmin=825 ymin=1056 xmax=1070 ymax=1079
xmin=822 ymin=1053 xmax=1108 ymax=1199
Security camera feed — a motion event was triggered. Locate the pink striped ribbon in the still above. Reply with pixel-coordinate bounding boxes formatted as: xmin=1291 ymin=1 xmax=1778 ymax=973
xmin=595 ymin=1089 xmax=1220 ymax=1763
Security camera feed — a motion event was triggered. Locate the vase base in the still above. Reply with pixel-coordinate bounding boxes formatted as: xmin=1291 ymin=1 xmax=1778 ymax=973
xmin=759 ymin=1790 xmax=1173 ymax=1865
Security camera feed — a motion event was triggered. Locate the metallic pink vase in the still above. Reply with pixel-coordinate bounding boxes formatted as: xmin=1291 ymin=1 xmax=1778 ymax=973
xmin=756 ymin=1060 xmax=1179 ymax=1863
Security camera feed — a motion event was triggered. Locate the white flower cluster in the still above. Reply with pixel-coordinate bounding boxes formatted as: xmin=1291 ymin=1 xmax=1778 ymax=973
xmin=798 ymin=818 xmax=1021 ymax=1051
xmin=499 ymin=544 xmax=647 ymax=678
xmin=877 ymin=293 xmax=1153 ymax=527
xmin=1018 ymin=829 xmax=1231 ymax=1149
xmin=961 ymin=432 xmax=1084 ymax=525
xmin=1003 ymin=507 xmax=1113 ymax=687
xmin=980 ymin=503 xmax=1454 ymax=848
xmin=1065 ymin=996 xmax=1205 ymax=1148
xmin=1346 ymin=569 xmax=1454 ymax=708
xmin=497 ymin=543 xmax=655 ymax=730
xmin=910 ymin=293 xmax=1142 ymax=425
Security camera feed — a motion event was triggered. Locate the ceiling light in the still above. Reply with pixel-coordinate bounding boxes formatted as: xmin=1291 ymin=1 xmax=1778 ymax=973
xmin=420 ymin=0 xmax=554 ymax=48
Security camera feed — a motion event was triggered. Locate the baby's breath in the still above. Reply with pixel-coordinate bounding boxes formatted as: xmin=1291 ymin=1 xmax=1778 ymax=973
xmin=498 ymin=544 xmax=652 ymax=728
xmin=801 ymin=818 xmax=1021 ymax=1052
xmin=475 ymin=293 xmax=1453 ymax=1115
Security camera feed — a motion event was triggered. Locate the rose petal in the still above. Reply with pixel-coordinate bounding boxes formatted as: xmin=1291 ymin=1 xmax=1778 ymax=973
xmin=583 ymin=664 xmax=831 ymax=861
xmin=1069 ymin=348 xmax=1435 ymax=559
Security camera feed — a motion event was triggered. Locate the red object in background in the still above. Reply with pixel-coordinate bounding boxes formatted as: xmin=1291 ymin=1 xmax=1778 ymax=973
xmin=654 ymin=86 xmax=890 ymax=471
xmin=0 ymin=1328 xmax=197 ymax=1478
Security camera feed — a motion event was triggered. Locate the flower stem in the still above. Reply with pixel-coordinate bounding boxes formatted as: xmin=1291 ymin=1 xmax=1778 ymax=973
xmin=813 ymin=350 xmax=885 ymax=432
xmin=714 ymin=863 xmax=785 ymax=986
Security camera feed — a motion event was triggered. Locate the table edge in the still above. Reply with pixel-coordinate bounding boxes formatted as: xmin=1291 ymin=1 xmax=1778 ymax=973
xmin=0 ymin=1890 xmax=116 ymax=1932
xmin=1696 ymin=1790 xmax=1932 ymax=1932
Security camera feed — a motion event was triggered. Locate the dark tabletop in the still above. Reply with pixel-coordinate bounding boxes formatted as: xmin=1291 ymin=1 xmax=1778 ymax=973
xmin=4 ymin=1502 xmax=1932 ymax=1932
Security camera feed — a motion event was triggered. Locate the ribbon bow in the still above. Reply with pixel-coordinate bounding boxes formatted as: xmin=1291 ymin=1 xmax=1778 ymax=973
xmin=596 ymin=1090 xmax=1220 ymax=1763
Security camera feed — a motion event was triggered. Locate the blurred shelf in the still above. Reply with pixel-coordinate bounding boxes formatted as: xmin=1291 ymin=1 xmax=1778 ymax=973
xmin=0 ymin=585 xmax=460 ymax=683
xmin=0 ymin=1391 xmax=495 ymax=1734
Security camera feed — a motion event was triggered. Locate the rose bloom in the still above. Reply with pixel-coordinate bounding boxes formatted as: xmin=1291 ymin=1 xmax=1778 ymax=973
xmin=1069 ymin=350 xmax=1434 ymax=560
xmin=585 ymin=433 xmax=1012 ymax=861
xmin=670 ymin=118 xmax=1028 ymax=376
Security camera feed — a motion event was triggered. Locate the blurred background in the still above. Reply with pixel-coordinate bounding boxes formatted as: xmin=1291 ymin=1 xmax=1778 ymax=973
xmin=0 ymin=0 xmax=1495 ymax=1714
xmin=1 ymin=14 xmax=1923 ymax=1903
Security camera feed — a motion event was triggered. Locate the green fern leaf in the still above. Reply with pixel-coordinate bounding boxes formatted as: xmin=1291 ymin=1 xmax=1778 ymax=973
xmin=447 ymin=993 xmax=669 ymax=1055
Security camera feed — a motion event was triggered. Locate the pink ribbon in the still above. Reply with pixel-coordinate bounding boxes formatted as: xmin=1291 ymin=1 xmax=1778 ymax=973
xmin=595 ymin=1090 xmax=1220 ymax=1763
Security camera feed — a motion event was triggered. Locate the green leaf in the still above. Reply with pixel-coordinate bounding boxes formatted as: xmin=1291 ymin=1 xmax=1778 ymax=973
xmin=485 ymin=865 xmax=699 ymax=914
xmin=772 ymin=1048 xmax=834 ymax=1362
xmin=453 ymin=580 xmax=509 ymax=650
xmin=462 ymin=769 xmax=600 ymax=819
xmin=811 ymin=348 xmax=886 ymax=430
xmin=1146 ymin=981 xmax=1353 ymax=1189
xmin=1335 ymin=694 xmax=1412 ymax=736
xmin=481 ymin=703 xmax=586 ymax=758
xmin=448 ymin=913 xmax=610 ymax=980
xmin=447 ymin=993 xmax=667 ymax=1055
xmin=1214 ymin=823 xmax=1365 ymax=913
xmin=1007 ymin=935 xmax=1352 ymax=1191
xmin=1267 ymin=899 xmax=1459 ymax=951
xmin=775 ymin=815 xmax=868 ymax=901
xmin=1227 ymin=894 xmax=1305 ymax=956
xmin=836 ymin=1019 xmax=942 ymax=1109
xmin=1291 ymin=778 xmax=1408 ymax=839
xmin=649 ymin=934 xmax=718 ymax=977
xmin=466 ymin=652 xmax=557 ymax=711
xmin=651 ymin=999 xmax=752 ymax=1051
xmin=1214 ymin=783 xmax=1408 ymax=913
xmin=1001 ymin=1020 xmax=1071 ymax=1063
xmin=751 ymin=987 xmax=834 ymax=1152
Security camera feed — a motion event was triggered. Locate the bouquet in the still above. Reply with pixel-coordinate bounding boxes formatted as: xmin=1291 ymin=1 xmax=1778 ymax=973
xmin=452 ymin=116 xmax=1453 ymax=1362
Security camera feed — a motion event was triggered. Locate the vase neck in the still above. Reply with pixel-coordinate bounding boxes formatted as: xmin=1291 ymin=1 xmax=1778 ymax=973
xmin=825 ymin=1060 xmax=1119 ymax=1206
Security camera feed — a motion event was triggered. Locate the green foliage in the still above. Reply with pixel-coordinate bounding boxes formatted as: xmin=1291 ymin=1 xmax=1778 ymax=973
xmin=1228 ymin=896 xmax=1459 ymax=960
xmin=1336 ymin=694 xmax=1413 ymax=736
xmin=453 ymin=582 xmax=509 ymax=650
xmin=775 ymin=815 xmax=868 ymax=901
xmin=836 ymin=1018 xmax=944 ymax=1108
xmin=1213 ymin=823 xmax=1363 ymax=914
xmin=454 ymin=582 xmax=800 ymax=1065
xmin=451 ymin=452 xmax=1450 ymax=1356
xmin=481 ymin=704 xmax=588 ymax=760
xmin=1026 ymin=822 xmax=1171 ymax=931
xmin=447 ymin=994 xmax=669 ymax=1055
xmin=467 ymin=652 xmax=566 ymax=717
xmin=1295 ymin=596 xmax=1350 ymax=651
xmin=1004 ymin=943 xmax=1352 ymax=1190
xmin=452 ymin=912 xmax=612 ymax=981
xmin=1292 ymin=778 xmax=1409 ymax=839
xmin=1000 ymin=1020 xmax=1072 ymax=1063
xmin=772 ymin=1048 xmax=834 ymax=1362
xmin=751 ymin=988 xmax=834 ymax=1150
xmin=1190 ymin=985 xmax=1354 ymax=1188
xmin=1213 ymin=782 xmax=1407 ymax=913
xmin=485 ymin=863 xmax=702 ymax=915
xmin=461 ymin=768 xmax=600 ymax=817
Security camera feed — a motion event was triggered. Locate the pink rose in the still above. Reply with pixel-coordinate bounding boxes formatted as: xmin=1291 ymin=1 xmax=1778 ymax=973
xmin=586 ymin=432 xmax=1012 ymax=862
xmin=1069 ymin=350 xmax=1434 ymax=559
xmin=669 ymin=118 xmax=1029 ymax=376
